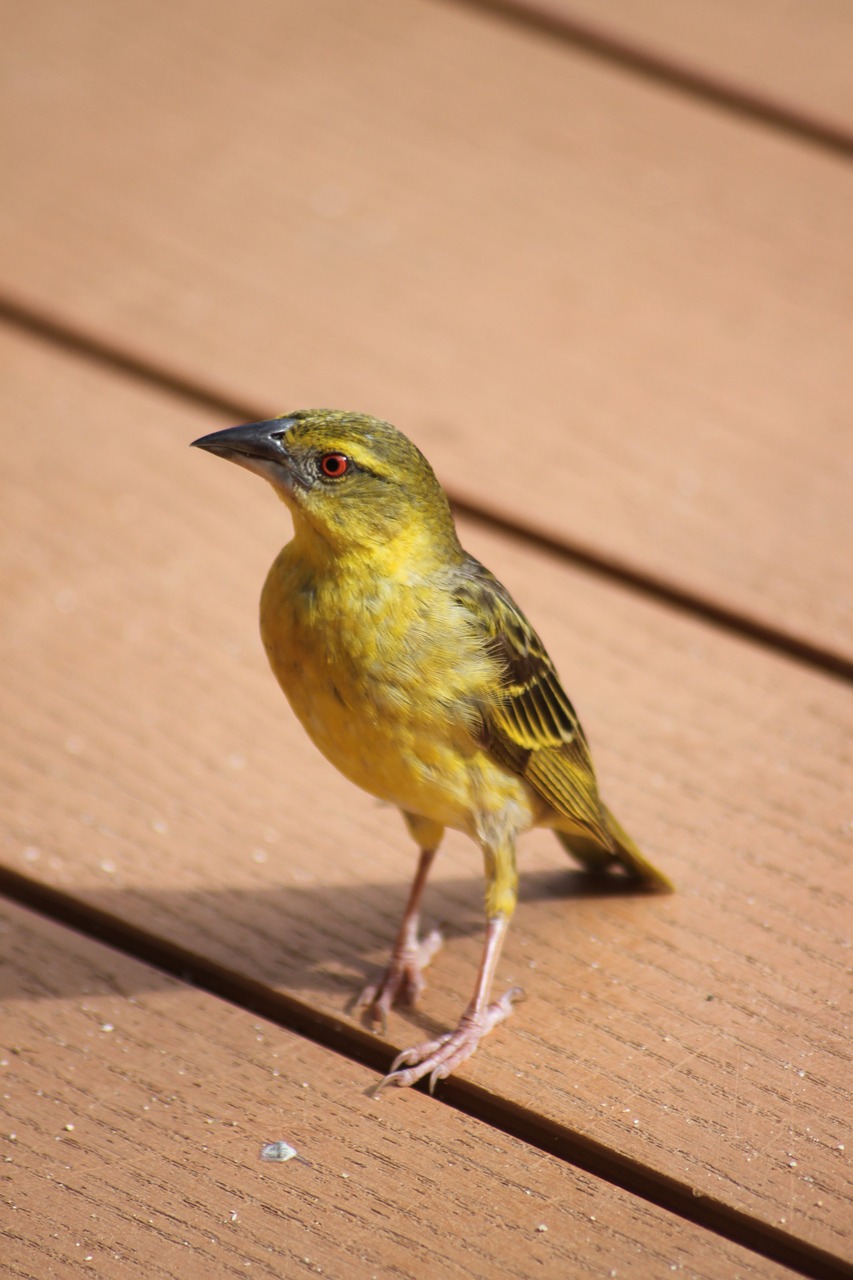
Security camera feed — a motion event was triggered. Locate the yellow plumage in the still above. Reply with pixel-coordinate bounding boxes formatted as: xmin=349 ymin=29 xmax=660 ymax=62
xmin=260 ymin=540 xmax=530 ymax=841
xmin=193 ymin=409 xmax=672 ymax=1090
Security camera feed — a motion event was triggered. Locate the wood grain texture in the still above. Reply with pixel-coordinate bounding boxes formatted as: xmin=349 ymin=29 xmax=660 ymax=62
xmin=6 ymin=900 xmax=800 ymax=1279
xmin=525 ymin=0 xmax=853 ymax=134
xmin=1 ymin=0 xmax=852 ymax=663
xmin=1 ymin=324 xmax=851 ymax=1261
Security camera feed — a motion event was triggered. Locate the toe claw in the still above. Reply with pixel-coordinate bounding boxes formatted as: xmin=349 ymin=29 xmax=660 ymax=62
xmin=428 ymin=1065 xmax=449 ymax=1094
xmin=375 ymin=987 xmax=519 ymax=1091
xmin=355 ymin=928 xmax=444 ymax=1030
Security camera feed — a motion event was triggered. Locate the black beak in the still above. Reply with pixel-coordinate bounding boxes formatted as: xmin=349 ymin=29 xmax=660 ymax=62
xmin=191 ymin=418 xmax=294 ymax=464
xmin=191 ymin=417 xmax=305 ymax=490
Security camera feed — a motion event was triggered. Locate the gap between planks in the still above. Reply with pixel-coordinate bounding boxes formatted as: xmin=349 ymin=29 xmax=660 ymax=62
xmin=1 ymin=292 xmax=851 ymax=687
xmin=1 ymin=865 xmax=850 ymax=1280
xmin=446 ymin=0 xmax=853 ymax=159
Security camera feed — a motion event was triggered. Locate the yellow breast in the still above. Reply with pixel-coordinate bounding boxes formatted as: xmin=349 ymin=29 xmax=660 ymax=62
xmin=259 ymin=543 xmax=533 ymax=835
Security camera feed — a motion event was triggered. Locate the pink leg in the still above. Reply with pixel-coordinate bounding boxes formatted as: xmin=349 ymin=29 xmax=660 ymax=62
xmin=376 ymin=913 xmax=522 ymax=1093
xmin=357 ymin=847 xmax=442 ymax=1033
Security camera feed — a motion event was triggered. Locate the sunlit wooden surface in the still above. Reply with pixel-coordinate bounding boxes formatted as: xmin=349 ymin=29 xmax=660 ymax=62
xmin=2 ymin=3 xmax=851 ymax=1277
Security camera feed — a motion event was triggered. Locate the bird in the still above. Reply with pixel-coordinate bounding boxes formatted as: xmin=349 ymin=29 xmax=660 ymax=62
xmin=192 ymin=410 xmax=672 ymax=1091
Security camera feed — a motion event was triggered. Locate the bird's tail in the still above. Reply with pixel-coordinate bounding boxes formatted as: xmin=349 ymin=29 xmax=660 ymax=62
xmin=555 ymin=805 xmax=674 ymax=893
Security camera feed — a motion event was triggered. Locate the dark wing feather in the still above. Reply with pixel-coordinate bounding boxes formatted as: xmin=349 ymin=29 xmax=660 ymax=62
xmin=453 ymin=557 xmax=611 ymax=841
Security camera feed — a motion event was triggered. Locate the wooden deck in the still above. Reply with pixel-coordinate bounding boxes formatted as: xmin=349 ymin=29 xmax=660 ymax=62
xmin=1 ymin=2 xmax=851 ymax=1276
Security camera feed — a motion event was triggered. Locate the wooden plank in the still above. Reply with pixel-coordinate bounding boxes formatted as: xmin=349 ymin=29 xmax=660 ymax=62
xmin=520 ymin=0 xmax=853 ymax=136
xmin=6 ymin=901 xmax=801 ymax=1280
xmin=1 ymin=0 xmax=852 ymax=664
xmin=1 ymin=324 xmax=851 ymax=1261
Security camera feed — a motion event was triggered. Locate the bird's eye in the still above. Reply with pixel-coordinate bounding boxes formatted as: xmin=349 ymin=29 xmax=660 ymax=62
xmin=319 ymin=452 xmax=350 ymax=479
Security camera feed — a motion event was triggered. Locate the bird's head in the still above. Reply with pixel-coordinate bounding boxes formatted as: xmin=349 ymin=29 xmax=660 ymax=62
xmin=192 ymin=410 xmax=461 ymax=563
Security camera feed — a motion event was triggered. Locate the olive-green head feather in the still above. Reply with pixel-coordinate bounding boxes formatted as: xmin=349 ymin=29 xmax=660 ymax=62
xmin=192 ymin=409 xmax=461 ymax=560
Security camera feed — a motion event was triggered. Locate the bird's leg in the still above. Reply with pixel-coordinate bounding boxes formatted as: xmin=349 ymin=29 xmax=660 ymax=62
xmin=357 ymin=844 xmax=442 ymax=1032
xmin=377 ymin=829 xmax=522 ymax=1092
xmin=378 ymin=914 xmax=521 ymax=1092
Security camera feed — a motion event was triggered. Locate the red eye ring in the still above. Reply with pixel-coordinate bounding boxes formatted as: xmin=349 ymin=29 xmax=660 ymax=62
xmin=319 ymin=452 xmax=349 ymax=478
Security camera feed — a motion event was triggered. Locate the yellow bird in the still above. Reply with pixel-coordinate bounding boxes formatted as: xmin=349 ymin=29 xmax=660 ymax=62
xmin=193 ymin=410 xmax=672 ymax=1090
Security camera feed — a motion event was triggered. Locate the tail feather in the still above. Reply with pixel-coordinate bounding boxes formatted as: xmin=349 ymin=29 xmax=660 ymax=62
xmin=555 ymin=805 xmax=674 ymax=893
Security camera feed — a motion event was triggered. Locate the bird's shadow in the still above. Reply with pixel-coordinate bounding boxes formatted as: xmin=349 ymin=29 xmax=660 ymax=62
xmin=1 ymin=865 xmax=658 ymax=1020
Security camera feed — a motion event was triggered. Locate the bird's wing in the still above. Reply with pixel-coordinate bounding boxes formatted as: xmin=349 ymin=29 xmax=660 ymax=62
xmin=453 ymin=557 xmax=611 ymax=840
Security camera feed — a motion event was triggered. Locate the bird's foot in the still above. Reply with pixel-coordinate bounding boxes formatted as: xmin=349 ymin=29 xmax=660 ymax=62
xmin=375 ymin=986 xmax=523 ymax=1093
xmin=356 ymin=928 xmax=443 ymax=1033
